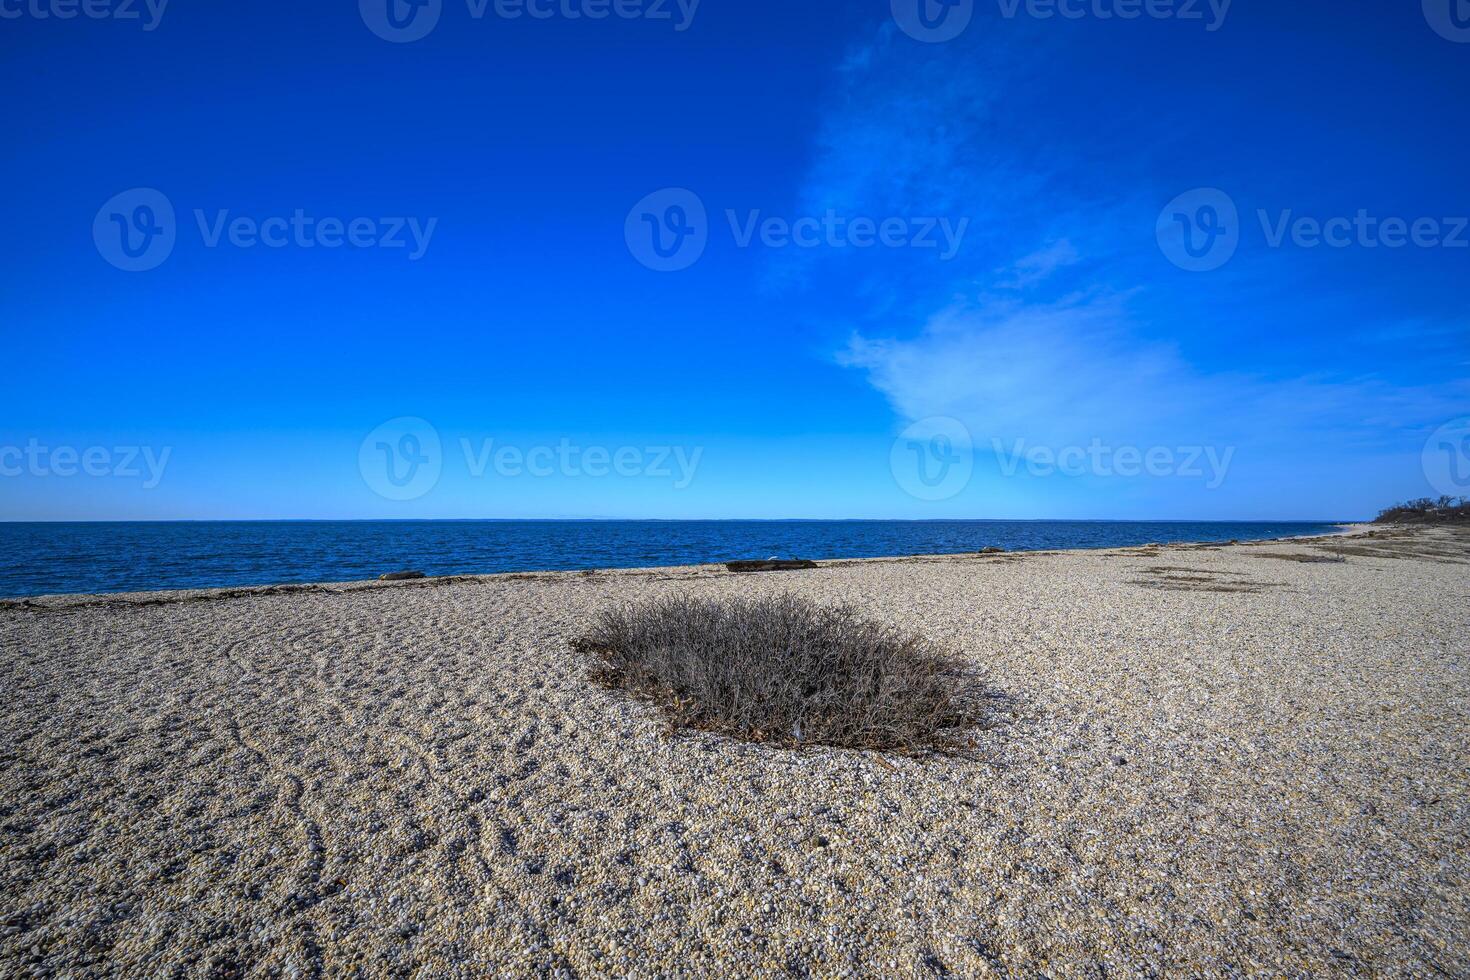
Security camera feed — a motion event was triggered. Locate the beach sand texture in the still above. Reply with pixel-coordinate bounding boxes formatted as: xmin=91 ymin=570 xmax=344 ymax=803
xmin=2 ymin=525 xmax=1467 ymax=977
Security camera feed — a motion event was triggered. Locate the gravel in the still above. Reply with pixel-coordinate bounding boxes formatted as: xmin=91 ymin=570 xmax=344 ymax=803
xmin=1 ymin=525 xmax=1466 ymax=977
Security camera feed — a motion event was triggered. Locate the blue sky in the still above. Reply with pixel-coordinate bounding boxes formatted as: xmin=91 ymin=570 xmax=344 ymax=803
xmin=2 ymin=0 xmax=1467 ymax=520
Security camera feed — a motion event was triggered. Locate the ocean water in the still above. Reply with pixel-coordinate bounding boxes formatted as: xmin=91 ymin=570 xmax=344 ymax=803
xmin=0 ymin=520 xmax=1348 ymax=599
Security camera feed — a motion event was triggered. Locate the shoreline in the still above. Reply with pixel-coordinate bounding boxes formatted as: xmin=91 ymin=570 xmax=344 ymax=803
xmin=1 ymin=522 xmax=1376 ymax=609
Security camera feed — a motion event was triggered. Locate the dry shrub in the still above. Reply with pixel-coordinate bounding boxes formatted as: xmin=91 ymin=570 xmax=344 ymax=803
xmin=572 ymin=594 xmax=992 ymax=755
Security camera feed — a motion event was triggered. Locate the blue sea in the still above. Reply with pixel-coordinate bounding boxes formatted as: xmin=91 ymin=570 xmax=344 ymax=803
xmin=0 ymin=520 xmax=1349 ymax=599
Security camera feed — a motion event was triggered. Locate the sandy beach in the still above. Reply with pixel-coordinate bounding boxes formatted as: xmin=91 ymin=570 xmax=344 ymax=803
xmin=2 ymin=524 xmax=1467 ymax=977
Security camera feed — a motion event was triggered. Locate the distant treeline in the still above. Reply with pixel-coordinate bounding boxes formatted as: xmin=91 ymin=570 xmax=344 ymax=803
xmin=1374 ymin=496 xmax=1470 ymax=524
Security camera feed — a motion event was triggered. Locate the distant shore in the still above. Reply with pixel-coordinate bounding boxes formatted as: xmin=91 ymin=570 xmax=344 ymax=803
xmin=4 ymin=524 xmax=1465 ymax=975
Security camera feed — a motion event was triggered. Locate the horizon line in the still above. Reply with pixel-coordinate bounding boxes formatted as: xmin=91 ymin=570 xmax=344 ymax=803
xmin=0 ymin=516 xmax=1364 ymax=525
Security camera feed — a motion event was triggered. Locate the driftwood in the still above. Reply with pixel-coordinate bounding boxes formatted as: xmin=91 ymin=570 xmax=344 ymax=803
xmin=725 ymin=560 xmax=819 ymax=573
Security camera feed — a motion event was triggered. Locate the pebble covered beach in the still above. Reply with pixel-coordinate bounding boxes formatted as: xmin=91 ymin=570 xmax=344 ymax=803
xmin=2 ymin=525 xmax=1466 ymax=977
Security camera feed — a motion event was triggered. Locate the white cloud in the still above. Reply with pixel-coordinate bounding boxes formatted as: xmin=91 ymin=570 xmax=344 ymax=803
xmin=995 ymin=239 xmax=1081 ymax=289
xmin=840 ymin=284 xmax=1466 ymax=457
xmin=811 ymin=24 xmax=1467 ymax=482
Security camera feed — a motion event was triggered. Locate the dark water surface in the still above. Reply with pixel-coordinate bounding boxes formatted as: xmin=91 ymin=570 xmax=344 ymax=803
xmin=0 ymin=520 xmax=1348 ymax=599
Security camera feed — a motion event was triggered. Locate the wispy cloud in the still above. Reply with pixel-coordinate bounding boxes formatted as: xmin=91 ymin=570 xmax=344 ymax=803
xmin=807 ymin=21 xmax=1466 ymax=493
xmin=994 ymin=239 xmax=1080 ymax=289
xmin=840 ymin=287 xmax=1465 ymax=452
